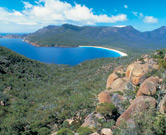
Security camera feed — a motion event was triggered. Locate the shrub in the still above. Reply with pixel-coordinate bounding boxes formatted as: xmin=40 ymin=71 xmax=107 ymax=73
xmin=113 ymin=91 xmax=124 ymax=96
xmin=77 ymin=127 xmax=93 ymax=135
xmin=159 ymin=59 xmax=166 ymax=68
xmin=56 ymin=128 xmax=74 ymax=135
xmin=37 ymin=127 xmax=50 ymax=135
xmin=96 ymin=103 xmax=117 ymax=117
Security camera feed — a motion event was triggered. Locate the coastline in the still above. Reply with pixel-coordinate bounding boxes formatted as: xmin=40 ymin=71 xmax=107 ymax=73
xmin=23 ymin=40 xmax=40 ymax=47
xmin=22 ymin=40 xmax=128 ymax=56
xmin=79 ymin=46 xmax=128 ymax=57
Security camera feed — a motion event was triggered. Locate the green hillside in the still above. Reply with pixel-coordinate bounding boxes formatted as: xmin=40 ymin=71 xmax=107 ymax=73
xmin=24 ymin=24 xmax=166 ymax=52
xmin=0 ymin=46 xmax=136 ymax=134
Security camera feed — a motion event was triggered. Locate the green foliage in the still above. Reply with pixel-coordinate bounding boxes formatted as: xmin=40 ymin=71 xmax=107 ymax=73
xmin=96 ymin=103 xmax=117 ymax=116
xmin=124 ymin=89 xmax=136 ymax=100
xmin=56 ymin=128 xmax=74 ymax=135
xmin=0 ymin=46 xmax=138 ymax=134
xmin=112 ymin=91 xmax=124 ymax=96
xmin=159 ymin=59 xmax=166 ymax=68
xmin=77 ymin=127 xmax=93 ymax=135
xmin=138 ymin=57 xmax=145 ymax=64
xmin=152 ymin=49 xmax=166 ymax=69
xmin=98 ymin=118 xmax=115 ymax=128
xmin=153 ymin=113 xmax=166 ymax=135
xmin=25 ymin=24 xmax=165 ymax=54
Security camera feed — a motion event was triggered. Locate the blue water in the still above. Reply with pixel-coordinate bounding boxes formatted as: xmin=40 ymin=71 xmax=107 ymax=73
xmin=0 ymin=38 xmax=121 ymax=65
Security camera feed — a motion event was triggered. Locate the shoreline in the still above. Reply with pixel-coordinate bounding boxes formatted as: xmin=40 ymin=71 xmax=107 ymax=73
xmin=79 ymin=46 xmax=128 ymax=57
xmin=23 ymin=40 xmax=128 ymax=56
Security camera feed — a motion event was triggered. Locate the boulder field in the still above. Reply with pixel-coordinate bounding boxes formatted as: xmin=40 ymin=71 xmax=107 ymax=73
xmin=89 ymin=54 xmax=166 ymax=134
xmin=116 ymin=96 xmax=156 ymax=126
xmin=54 ymin=52 xmax=166 ymax=135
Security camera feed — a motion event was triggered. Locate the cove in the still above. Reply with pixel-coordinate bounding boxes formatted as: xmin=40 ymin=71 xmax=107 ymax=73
xmin=0 ymin=38 xmax=126 ymax=65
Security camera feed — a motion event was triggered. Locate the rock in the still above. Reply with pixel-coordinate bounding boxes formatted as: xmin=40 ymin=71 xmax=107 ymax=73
xmin=159 ymin=95 xmax=166 ymax=113
xmin=111 ymin=93 xmax=126 ymax=114
xmin=94 ymin=112 xmax=104 ymax=119
xmin=126 ymin=63 xmax=153 ymax=85
xmin=116 ymin=96 xmax=156 ymax=126
xmin=108 ymin=78 xmax=128 ymax=93
xmin=51 ymin=132 xmax=57 ymax=135
xmin=0 ymin=101 xmax=5 ymax=106
xmin=152 ymin=64 xmax=160 ymax=69
xmin=81 ymin=112 xmax=98 ymax=129
xmin=98 ymin=91 xmax=111 ymax=103
xmin=106 ymin=73 xmax=118 ymax=89
xmin=90 ymin=132 xmax=100 ymax=135
xmin=101 ymin=128 xmax=113 ymax=135
xmin=113 ymin=66 xmax=126 ymax=74
xmin=136 ymin=76 xmax=160 ymax=97
xmin=126 ymin=63 xmax=136 ymax=79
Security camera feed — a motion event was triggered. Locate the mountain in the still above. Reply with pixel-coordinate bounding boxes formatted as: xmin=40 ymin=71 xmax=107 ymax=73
xmin=24 ymin=24 xmax=166 ymax=51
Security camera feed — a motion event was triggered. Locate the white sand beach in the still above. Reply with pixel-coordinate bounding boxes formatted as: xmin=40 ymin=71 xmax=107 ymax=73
xmin=79 ymin=46 xmax=128 ymax=56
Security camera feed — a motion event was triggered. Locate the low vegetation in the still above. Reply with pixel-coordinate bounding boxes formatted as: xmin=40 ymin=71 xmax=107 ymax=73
xmin=1 ymin=45 xmax=166 ymax=135
xmin=0 ymin=46 xmax=137 ymax=134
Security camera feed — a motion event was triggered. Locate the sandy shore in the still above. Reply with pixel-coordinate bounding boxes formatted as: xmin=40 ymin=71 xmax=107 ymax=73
xmin=79 ymin=46 xmax=128 ymax=56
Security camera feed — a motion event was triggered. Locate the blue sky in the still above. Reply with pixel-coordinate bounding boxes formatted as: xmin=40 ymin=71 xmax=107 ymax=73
xmin=0 ymin=0 xmax=165 ymax=33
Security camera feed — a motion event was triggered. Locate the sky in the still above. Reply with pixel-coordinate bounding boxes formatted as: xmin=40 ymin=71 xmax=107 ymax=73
xmin=0 ymin=0 xmax=165 ymax=33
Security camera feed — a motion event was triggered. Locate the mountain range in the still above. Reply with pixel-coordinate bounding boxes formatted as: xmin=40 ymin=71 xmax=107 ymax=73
xmin=1 ymin=24 xmax=166 ymax=52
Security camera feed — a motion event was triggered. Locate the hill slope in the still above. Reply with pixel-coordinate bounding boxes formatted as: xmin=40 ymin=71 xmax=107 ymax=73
xmin=24 ymin=24 xmax=166 ymax=50
xmin=0 ymin=46 xmax=135 ymax=135
xmin=1 ymin=45 xmax=166 ymax=135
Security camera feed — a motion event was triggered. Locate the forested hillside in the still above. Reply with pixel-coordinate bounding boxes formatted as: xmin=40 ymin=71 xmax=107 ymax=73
xmin=0 ymin=46 xmax=135 ymax=135
xmin=24 ymin=24 xmax=166 ymax=51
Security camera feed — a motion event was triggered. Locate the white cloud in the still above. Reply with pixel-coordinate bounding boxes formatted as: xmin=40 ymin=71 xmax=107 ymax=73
xmin=0 ymin=0 xmax=127 ymax=32
xmin=144 ymin=16 xmax=158 ymax=23
xmin=132 ymin=11 xmax=139 ymax=17
xmin=124 ymin=5 xmax=128 ymax=9
xmin=23 ymin=1 xmax=33 ymax=9
xmin=132 ymin=11 xmax=158 ymax=24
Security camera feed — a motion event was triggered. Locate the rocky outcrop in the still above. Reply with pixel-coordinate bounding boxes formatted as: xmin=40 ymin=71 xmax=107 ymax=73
xmin=136 ymin=76 xmax=160 ymax=97
xmin=159 ymin=95 xmax=166 ymax=113
xmin=81 ymin=113 xmax=97 ymax=128
xmin=108 ymin=77 xmax=128 ymax=93
xmin=106 ymin=73 xmax=118 ymax=89
xmin=113 ymin=66 xmax=126 ymax=75
xmin=116 ymin=96 xmax=156 ymax=126
xmin=81 ymin=112 xmax=103 ymax=129
xmin=126 ymin=63 xmax=136 ymax=79
xmin=98 ymin=92 xmax=111 ymax=103
xmin=101 ymin=128 xmax=113 ymax=135
xmin=126 ymin=63 xmax=154 ymax=85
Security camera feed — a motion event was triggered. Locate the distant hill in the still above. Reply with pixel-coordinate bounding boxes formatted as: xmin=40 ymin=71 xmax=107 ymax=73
xmin=0 ymin=34 xmax=27 ymax=39
xmin=24 ymin=24 xmax=166 ymax=50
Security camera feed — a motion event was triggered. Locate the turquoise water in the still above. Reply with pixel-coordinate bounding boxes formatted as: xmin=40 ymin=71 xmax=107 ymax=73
xmin=0 ymin=38 xmax=121 ymax=65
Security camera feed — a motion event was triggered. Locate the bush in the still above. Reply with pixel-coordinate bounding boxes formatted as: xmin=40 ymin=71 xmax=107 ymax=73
xmin=96 ymin=103 xmax=117 ymax=116
xmin=56 ymin=128 xmax=74 ymax=135
xmin=37 ymin=127 xmax=50 ymax=135
xmin=77 ymin=127 xmax=93 ymax=135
